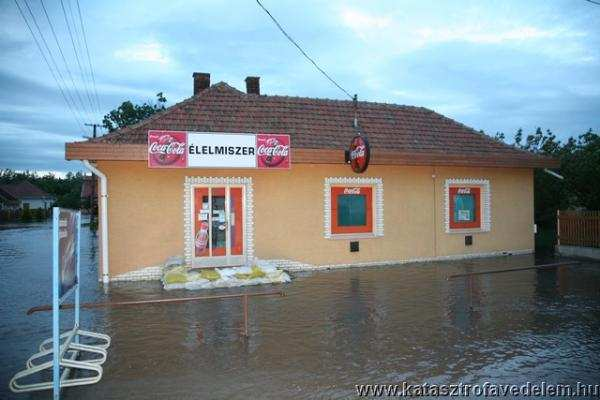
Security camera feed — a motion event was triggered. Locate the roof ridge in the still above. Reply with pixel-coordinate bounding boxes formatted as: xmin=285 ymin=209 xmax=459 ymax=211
xmin=252 ymin=91 xmax=423 ymax=110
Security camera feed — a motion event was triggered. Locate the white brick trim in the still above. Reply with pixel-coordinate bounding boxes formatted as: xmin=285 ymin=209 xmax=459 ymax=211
xmin=444 ymin=178 xmax=491 ymax=234
xmin=111 ymin=265 xmax=164 ymax=282
xmin=278 ymin=249 xmax=533 ymax=272
xmin=110 ymin=249 xmax=534 ymax=281
xmin=184 ymin=177 xmax=254 ymax=266
xmin=324 ymin=177 xmax=384 ymax=239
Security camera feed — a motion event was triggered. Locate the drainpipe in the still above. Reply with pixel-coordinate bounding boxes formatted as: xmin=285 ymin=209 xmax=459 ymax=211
xmin=432 ymin=167 xmax=437 ymax=258
xmin=83 ymin=160 xmax=109 ymax=284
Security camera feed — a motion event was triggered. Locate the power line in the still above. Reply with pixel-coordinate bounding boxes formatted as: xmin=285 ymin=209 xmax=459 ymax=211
xmin=75 ymin=0 xmax=101 ymax=114
xmin=60 ymin=0 xmax=95 ymax=117
xmin=68 ymin=0 xmax=98 ymax=115
xmin=22 ymin=0 xmax=83 ymax=120
xmin=15 ymin=0 xmax=87 ymax=134
xmin=584 ymin=0 xmax=600 ymax=5
xmin=255 ymin=0 xmax=354 ymax=100
xmin=15 ymin=0 xmax=85 ymax=131
xmin=38 ymin=0 xmax=93 ymax=123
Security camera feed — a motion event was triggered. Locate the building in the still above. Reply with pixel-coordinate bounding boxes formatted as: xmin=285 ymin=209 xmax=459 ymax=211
xmin=0 ymin=189 xmax=19 ymax=211
xmin=0 ymin=181 xmax=55 ymax=210
xmin=65 ymin=73 xmax=558 ymax=282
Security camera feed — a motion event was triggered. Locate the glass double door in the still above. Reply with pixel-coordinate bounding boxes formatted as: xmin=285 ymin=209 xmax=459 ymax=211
xmin=193 ymin=186 xmax=244 ymax=267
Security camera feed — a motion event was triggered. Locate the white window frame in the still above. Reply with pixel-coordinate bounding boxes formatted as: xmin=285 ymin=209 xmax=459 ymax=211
xmin=444 ymin=178 xmax=491 ymax=234
xmin=183 ymin=177 xmax=254 ymax=266
xmin=324 ymin=177 xmax=384 ymax=239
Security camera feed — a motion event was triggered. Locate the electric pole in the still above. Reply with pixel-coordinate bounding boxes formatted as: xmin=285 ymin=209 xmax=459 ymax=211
xmin=85 ymin=123 xmax=102 ymax=138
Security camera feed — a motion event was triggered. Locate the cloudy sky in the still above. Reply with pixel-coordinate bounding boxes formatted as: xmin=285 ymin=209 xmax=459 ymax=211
xmin=1 ymin=0 xmax=599 ymax=172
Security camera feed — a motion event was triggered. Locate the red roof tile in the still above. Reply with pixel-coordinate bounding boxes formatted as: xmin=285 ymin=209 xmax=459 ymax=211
xmin=91 ymin=82 xmax=553 ymax=165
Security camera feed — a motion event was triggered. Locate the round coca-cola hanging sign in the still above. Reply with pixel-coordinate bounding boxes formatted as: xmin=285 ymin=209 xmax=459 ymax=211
xmin=349 ymin=135 xmax=370 ymax=173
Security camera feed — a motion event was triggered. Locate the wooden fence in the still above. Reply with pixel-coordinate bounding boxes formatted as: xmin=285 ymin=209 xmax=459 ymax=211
xmin=558 ymin=210 xmax=600 ymax=248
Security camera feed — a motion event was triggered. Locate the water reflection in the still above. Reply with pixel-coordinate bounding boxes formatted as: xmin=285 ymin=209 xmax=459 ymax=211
xmin=1 ymin=223 xmax=599 ymax=399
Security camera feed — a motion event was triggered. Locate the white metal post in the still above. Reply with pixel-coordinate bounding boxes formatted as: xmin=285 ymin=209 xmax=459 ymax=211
xmin=52 ymin=208 xmax=60 ymax=400
xmin=75 ymin=212 xmax=81 ymax=340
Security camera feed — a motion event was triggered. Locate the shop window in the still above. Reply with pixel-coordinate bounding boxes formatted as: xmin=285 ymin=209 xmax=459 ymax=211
xmin=445 ymin=179 xmax=491 ymax=233
xmin=324 ymin=178 xmax=384 ymax=239
xmin=331 ymin=186 xmax=372 ymax=234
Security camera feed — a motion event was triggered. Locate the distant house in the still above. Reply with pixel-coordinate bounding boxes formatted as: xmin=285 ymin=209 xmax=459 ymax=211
xmin=0 ymin=181 xmax=55 ymax=210
xmin=0 ymin=189 xmax=19 ymax=211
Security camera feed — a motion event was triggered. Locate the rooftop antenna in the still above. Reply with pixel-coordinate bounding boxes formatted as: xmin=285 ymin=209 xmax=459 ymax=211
xmin=353 ymin=94 xmax=361 ymax=134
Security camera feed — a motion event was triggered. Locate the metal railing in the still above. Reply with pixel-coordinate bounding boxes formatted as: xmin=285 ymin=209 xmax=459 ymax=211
xmin=27 ymin=290 xmax=286 ymax=338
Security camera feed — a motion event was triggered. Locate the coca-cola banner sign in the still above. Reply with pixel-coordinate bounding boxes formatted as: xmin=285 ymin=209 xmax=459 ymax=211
xmin=256 ymin=133 xmax=290 ymax=169
xmin=148 ymin=130 xmax=291 ymax=169
xmin=148 ymin=131 xmax=187 ymax=168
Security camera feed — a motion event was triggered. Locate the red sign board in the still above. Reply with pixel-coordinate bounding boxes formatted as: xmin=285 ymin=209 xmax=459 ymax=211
xmin=349 ymin=135 xmax=370 ymax=173
xmin=148 ymin=131 xmax=187 ymax=168
xmin=257 ymin=133 xmax=291 ymax=169
xmin=147 ymin=131 xmax=290 ymax=169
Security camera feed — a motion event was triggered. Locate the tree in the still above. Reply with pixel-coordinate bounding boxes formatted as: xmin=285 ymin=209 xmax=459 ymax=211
xmin=485 ymin=127 xmax=599 ymax=250
xmin=102 ymin=92 xmax=167 ymax=132
xmin=493 ymin=132 xmax=505 ymax=142
xmin=495 ymin=127 xmax=600 ymax=234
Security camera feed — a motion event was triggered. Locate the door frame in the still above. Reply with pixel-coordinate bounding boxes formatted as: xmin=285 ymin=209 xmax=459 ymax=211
xmin=184 ymin=177 xmax=254 ymax=268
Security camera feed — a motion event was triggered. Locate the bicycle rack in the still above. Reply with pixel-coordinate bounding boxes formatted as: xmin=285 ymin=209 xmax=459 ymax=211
xmin=9 ymin=326 xmax=108 ymax=393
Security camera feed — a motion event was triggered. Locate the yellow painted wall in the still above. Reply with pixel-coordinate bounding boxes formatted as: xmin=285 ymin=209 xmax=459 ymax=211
xmin=96 ymin=161 xmax=534 ymax=277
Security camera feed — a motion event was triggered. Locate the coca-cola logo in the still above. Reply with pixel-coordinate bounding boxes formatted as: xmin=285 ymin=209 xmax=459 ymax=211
xmin=349 ymin=135 xmax=370 ymax=173
xmin=148 ymin=131 xmax=187 ymax=168
xmin=350 ymin=145 xmax=365 ymax=161
xmin=457 ymin=187 xmax=471 ymax=194
xmin=149 ymin=141 xmax=185 ymax=156
xmin=257 ymin=133 xmax=291 ymax=168
xmin=343 ymin=187 xmax=361 ymax=195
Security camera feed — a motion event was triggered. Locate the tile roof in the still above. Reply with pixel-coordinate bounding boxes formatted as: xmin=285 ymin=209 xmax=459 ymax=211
xmin=0 ymin=181 xmax=51 ymax=199
xmin=91 ymin=81 xmax=552 ymax=165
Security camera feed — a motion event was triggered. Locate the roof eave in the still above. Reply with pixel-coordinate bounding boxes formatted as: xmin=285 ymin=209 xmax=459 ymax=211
xmin=65 ymin=141 xmax=559 ymax=169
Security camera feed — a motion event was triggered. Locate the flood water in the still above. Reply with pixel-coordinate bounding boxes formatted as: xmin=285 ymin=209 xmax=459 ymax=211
xmin=1 ymin=221 xmax=600 ymax=399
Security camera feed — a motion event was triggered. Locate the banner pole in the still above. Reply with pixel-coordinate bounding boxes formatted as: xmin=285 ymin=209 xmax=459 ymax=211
xmin=52 ymin=208 xmax=60 ymax=400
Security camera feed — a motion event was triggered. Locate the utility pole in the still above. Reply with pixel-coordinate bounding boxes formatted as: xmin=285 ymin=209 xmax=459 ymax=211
xmin=83 ymin=123 xmax=102 ymax=227
xmin=84 ymin=123 xmax=102 ymax=138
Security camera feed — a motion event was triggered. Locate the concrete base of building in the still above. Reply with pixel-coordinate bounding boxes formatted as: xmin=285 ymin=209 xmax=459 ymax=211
xmin=109 ymin=249 xmax=534 ymax=282
xmin=558 ymin=245 xmax=600 ymax=260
